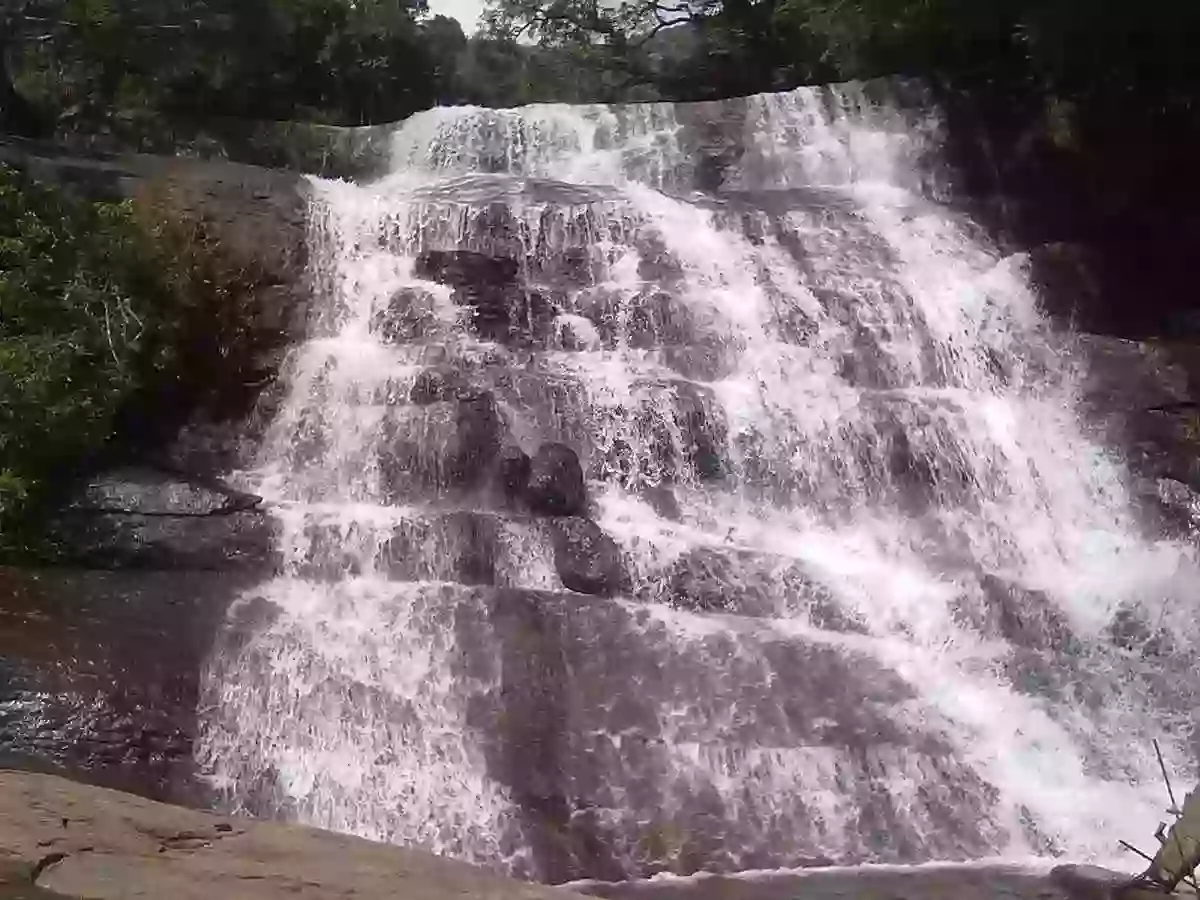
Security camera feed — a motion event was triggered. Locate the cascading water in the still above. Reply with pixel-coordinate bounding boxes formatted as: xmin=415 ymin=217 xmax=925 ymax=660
xmin=196 ymin=79 xmax=1200 ymax=883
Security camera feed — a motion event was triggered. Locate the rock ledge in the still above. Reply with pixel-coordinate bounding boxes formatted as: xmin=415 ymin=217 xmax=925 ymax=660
xmin=0 ymin=770 xmax=574 ymax=899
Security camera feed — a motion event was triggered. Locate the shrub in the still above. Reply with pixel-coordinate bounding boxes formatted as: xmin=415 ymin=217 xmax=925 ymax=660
xmin=0 ymin=166 xmax=284 ymax=556
xmin=0 ymin=167 xmax=158 ymax=539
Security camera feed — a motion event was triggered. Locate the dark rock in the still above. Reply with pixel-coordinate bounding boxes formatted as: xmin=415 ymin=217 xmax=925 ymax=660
xmin=657 ymin=546 xmax=862 ymax=627
xmin=1107 ymin=606 xmax=1175 ymax=657
xmin=635 ymin=234 xmax=684 ymax=284
xmin=370 ymin=287 xmax=444 ymax=344
xmin=665 ymin=547 xmax=758 ymax=614
xmin=526 ymin=443 xmax=588 ymax=517
xmin=499 ymin=446 xmax=532 ymax=505
xmin=554 ymin=315 xmax=600 ymax=351
xmin=674 ymin=384 xmax=728 ymax=481
xmin=415 ymin=249 xmax=520 ymax=288
xmin=1028 ymin=243 xmax=1104 ymax=326
xmin=959 ymin=573 xmax=1076 ymax=652
xmin=580 ymin=290 xmax=699 ymax=350
xmin=456 ymin=284 xmax=558 ymax=348
xmin=1072 ymin=335 xmax=1200 ymax=506
xmin=409 ymin=367 xmax=471 ymax=405
xmin=43 ymin=468 xmax=276 ymax=572
xmin=630 ymin=292 xmax=697 ymax=348
xmin=549 ymin=519 xmax=627 ymax=596
xmin=409 ymin=247 xmax=561 ymax=348
xmin=640 ymin=483 xmax=681 ymax=521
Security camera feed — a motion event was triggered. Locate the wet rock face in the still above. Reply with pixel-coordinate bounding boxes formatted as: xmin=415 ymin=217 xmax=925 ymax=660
xmin=453 ymin=586 xmax=1002 ymax=884
xmin=500 ymin=446 xmax=533 ymax=506
xmin=378 ymin=392 xmax=507 ymax=500
xmin=381 ymin=512 xmax=501 ymax=586
xmin=410 ymin=366 xmax=472 ymax=404
xmin=1071 ymin=333 xmax=1200 ymax=538
xmin=652 ymin=547 xmax=862 ymax=630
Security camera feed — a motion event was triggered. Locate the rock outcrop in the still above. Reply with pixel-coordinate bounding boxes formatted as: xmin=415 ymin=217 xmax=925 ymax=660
xmin=1 ymin=135 xmax=312 ymax=471
xmin=42 ymin=467 xmax=276 ymax=572
xmin=0 ymin=770 xmax=573 ymax=900
xmin=1070 ymin=333 xmax=1200 ymax=538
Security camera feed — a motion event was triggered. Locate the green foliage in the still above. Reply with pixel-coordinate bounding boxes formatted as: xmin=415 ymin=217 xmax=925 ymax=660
xmin=0 ymin=166 xmax=158 ymax=543
xmin=4 ymin=0 xmax=444 ymax=140
xmin=0 ymin=166 xmax=283 ymax=555
xmin=476 ymin=0 xmax=1200 ymax=126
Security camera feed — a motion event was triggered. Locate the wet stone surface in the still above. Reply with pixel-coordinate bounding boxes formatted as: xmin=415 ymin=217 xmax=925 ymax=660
xmin=0 ymin=568 xmax=248 ymax=806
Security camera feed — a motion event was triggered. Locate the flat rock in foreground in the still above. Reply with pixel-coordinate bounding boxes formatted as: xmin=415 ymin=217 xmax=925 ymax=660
xmin=0 ymin=770 xmax=574 ymax=899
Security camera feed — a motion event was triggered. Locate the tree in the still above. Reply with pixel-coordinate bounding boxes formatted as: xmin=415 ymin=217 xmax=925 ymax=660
xmin=5 ymin=0 xmax=444 ymax=137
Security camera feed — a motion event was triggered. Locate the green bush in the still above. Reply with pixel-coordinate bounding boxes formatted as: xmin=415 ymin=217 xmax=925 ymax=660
xmin=0 ymin=165 xmax=283 ymax=556
xmin=0 ymin=167 xmax=159 ymax=537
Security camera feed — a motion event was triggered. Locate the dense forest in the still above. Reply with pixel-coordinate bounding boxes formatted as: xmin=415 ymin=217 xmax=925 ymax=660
xmin=4 ymin=0 xmax=1199 ymax=136
xmin=2 ymin=0 xmax=1200 ymax=555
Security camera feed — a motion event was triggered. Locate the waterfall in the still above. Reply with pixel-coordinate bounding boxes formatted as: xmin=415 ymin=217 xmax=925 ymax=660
xmin=195 ymin=80 xmax=1200 ymax=883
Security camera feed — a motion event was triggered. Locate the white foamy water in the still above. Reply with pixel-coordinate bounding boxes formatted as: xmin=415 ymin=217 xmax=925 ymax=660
xmin=196 ymin=79 xmax=1200 ymax=880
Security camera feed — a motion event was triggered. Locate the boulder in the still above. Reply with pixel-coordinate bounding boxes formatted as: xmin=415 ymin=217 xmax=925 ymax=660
xmin=526 ymin=444 xmax=588 ymax=516
xmin=549 ymin=519 xmax=627 ymax=597
xmin=0 ymin=770 xmax=570 ymax=900
xmin=553 ymin=315 xmax=601 ymax=352
xmin=43 ymin=467 xmax=275 ymax=572
xmin=413 ymin=249 xmax=558 ymax=347
xmin=673 ymin=384 xmax=728 ymax=481
xmin=578 ymin=290 xmax=698 ymax=350
xmin=455 ymin=284 xmax=558 ymax=348
xmin=415 ymin=249 xmax=519 ymax=289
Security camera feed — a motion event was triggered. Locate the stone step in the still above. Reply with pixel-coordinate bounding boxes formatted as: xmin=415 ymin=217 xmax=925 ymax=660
xmin=283 ymin=374 xmax=732 ymax=498
xmin=284 ymin=368 xmax=1020 ymax=518
xmin=280 ymin=508 xmax=629 ymax=598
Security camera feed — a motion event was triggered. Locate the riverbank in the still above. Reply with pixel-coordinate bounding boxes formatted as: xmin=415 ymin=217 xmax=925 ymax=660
xmin=0 ymin=769 xmax=572 ymax=899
